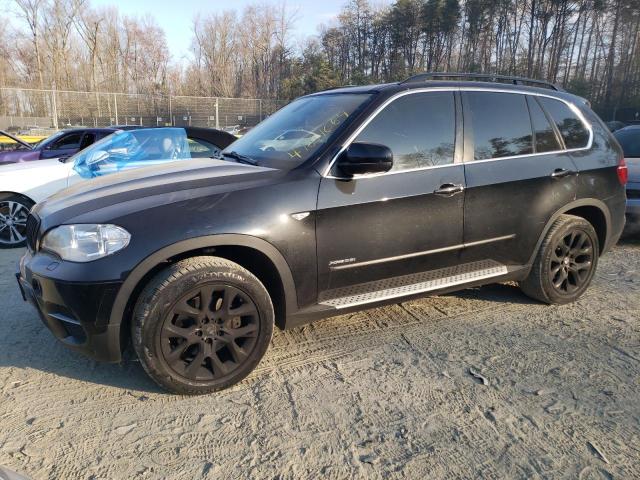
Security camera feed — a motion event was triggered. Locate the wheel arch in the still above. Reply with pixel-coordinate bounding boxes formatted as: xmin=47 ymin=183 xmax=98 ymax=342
xmin=0 ymin=191 xmax=36 ymax=207
xmin=110 ymin=234 xmax=298 ymax=353
xmin=527 ymin=198 xmax=611 ymax=267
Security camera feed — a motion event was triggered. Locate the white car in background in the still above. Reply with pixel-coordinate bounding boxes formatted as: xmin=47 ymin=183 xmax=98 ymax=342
xmin=258 ymin=129 xmax=320 ymax=152
xmin=0 ymin=127 xmax=235 ymax=248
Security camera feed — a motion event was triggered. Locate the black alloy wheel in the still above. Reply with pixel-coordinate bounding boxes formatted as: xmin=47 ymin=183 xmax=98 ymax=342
xmin=519 ymin=214 xmax=599 ymax=304
xmin=133 ymin=256 xmax=274 ymax=394
xmin=548 ymin=230 xmax=594 ymax=295
xmin=160 ymin=283 xmax=260 ymax=382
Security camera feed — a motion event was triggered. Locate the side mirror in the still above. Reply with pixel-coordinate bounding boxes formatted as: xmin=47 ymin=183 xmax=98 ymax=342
xmin=85 ymin=149 xmax=109 ymax=166
xmin=336 ymin=142 xmax=393 ymax=177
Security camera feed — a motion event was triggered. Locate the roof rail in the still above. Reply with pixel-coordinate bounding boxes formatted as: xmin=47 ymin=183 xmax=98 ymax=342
xmin=400 ymin=72 xmax=564 ymax=91
xmin=319 ymin=84 xmax=358 ymax=92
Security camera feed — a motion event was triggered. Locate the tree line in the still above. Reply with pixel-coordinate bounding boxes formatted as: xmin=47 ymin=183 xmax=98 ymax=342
xmin=1 ymin=0 xmax=639 ymax=119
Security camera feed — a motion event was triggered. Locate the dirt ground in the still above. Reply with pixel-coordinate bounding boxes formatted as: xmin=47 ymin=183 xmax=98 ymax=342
xmin=0 ymin=236 xmax=638 ymax=480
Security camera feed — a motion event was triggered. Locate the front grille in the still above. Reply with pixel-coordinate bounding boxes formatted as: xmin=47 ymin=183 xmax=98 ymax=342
xmin=25 ymin=213 xmax=40 ymax=251
xmin=628 ymin=189 xmax=640 ymax=199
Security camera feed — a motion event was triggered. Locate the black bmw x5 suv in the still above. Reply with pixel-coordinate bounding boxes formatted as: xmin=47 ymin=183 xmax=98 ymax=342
xmin=17 ymin=74 xmax=627 ymax=394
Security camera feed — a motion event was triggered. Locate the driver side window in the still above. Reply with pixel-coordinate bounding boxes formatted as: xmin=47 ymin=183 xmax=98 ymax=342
xmin=49 ymin=132 xmax=83 ymax=150
xmin=354 ymin=91 xmax=456 ymax=172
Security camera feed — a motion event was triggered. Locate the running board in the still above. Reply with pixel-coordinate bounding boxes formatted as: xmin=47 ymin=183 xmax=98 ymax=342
xmin=319 ymin=260 xmax=508 ymax=309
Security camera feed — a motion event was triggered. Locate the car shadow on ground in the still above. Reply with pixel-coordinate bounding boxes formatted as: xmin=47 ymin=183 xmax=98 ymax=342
xmin=0 ymin=337 xmax=165 ymax=394
xmin=0 ymin=312 xmax=164 ymax=394
xmin=448 ymin=282 xmax=537 ymax=305
xmin=1 ymin=282 xmax=537 ymax=393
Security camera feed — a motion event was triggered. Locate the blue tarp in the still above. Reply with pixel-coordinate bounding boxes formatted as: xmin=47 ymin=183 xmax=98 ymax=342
xmin=73 ymin=128 xmax=191 ymax=178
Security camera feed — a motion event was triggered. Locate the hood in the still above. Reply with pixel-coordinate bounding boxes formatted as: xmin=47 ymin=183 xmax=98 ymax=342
xmin=0 ymin=156 xmax=60 ymax=174
xmin=35 ymin=158 xmax=280 ymax=227
xmin=0 ymin=130 xmax=33 ymax=150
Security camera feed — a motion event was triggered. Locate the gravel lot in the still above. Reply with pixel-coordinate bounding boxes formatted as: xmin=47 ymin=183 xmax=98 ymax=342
xmin=0 ymin=236 xmax=639 ymax=479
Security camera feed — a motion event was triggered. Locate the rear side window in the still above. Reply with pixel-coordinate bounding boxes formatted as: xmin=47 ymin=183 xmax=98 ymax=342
xmin=466 ymin=92 xmax=533 ymax=160
xmin=538 ymin=97 xmax=589 ymax=149
xmin=80 ymin=133 xmax=96 ymax=150
xmin=614 ymin=129 xmax=640 ymax=157
xmin=527 ymin=96 xmax=562 ymax=153
xmin=355 ymin=91 xmax=456 ymax=171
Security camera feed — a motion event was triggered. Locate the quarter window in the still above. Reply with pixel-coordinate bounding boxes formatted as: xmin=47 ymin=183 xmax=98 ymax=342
xmin=466 ymin=92 xmax=533 ymax=160
xmin=354 ymin=91 xmax=456 ymax=171
xmin=538 ymin=97 xmax=589 ymax=149
xmin=527 ymin=96 xmax=562 ymax=153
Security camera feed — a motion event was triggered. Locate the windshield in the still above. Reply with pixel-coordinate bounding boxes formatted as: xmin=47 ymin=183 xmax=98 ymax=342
xmin=73 ymin=128 xmax=191 ymax=178
xmin=222 ymin=93 xmax=373 ymax=168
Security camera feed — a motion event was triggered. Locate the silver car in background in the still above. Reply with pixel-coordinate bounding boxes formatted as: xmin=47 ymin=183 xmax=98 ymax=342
xmin=614 ymin=125 xmax=640 ymax=230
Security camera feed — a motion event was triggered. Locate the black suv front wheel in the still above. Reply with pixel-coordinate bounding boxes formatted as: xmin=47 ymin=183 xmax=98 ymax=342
xmin=519 ymin=214 xmax=599 ymax=304
xmin=132 ymin=256 xmax=274 ymax=395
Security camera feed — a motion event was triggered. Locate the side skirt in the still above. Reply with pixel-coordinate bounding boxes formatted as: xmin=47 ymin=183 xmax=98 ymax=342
xmin=284 ymin=260 xmax=529 ymax=329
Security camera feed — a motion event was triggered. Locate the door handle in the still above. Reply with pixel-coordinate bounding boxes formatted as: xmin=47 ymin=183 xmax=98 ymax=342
xmin=550 ymin=168 xmax=576 ymax=178
xmin=434 ymin=183 xmax=465 ymax=196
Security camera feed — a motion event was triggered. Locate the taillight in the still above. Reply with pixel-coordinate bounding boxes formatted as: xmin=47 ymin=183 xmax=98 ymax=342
xmin=617 ymin=156 xmax=628 ymax=185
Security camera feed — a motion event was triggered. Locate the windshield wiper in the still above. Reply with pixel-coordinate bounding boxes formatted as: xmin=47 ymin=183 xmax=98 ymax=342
xmin=221 ymin=151 xmax=258 ymax=166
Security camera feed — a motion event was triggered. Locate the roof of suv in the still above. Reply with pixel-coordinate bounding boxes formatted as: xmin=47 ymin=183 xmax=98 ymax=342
xmin=315 ymin=77 xmax=587 ymax=106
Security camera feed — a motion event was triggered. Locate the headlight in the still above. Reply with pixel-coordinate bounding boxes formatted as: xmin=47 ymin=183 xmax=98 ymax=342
xmin=41 ymin=224 xmax=131 ymax=262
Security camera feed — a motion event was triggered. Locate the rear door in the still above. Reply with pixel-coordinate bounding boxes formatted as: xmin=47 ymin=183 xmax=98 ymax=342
xmin=461 ymin=91 xmax=581 ymax=266
xmin=316 ymin=90 xmax=465 ymax=292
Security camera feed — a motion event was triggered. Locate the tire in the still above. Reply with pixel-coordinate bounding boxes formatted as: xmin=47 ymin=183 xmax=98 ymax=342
xmin=0 ymin=193 xmax=34 ymax=249
xmin=132 ymin=256 xmax=274 ymax=395
xmin=519 ymin=214 xmax=599 ymax=304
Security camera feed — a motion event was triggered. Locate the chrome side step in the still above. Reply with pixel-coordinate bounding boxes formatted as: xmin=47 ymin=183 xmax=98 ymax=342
xmin=320 ymin=260 xmax=508 ymax=309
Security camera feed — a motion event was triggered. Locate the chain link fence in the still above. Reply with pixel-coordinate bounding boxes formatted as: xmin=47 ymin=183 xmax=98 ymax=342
xmin=0 ymin=87 xmax=287 ymax=134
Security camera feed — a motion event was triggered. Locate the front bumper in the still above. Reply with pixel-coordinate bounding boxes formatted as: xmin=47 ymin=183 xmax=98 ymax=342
xmin=16 ymin=250 xmax=124 ymax=362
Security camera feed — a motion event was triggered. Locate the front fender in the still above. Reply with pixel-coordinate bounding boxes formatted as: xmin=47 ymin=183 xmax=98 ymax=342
xmin=108 ymin=234 xmax=298 ymax=329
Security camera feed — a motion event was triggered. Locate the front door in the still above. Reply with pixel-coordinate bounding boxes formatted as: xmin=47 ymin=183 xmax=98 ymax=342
xmin=316 ymin=90 xmax=465 ymax=294
xmin=40 ymin=130 xmax=84 ymax=159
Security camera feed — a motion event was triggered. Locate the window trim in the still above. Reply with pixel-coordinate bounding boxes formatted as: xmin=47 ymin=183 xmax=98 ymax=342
xmin=322 ymin=87 xmax=593 ymax=178
xmin=536 ymin=95 xmax=592 ymax=151
xmin=526 ymin=95 xmax=565 ymax=153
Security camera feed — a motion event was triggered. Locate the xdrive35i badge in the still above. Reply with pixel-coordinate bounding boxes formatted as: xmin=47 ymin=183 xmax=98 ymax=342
xmin=329 ymin=258 xmax=356 ymax=267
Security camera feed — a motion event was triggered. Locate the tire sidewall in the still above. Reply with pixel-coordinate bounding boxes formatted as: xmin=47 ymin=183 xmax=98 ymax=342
xmin=133 ymin=260 xmax=274 ymax=394
xmin=540 ymin=218 xmax=599 ymax=304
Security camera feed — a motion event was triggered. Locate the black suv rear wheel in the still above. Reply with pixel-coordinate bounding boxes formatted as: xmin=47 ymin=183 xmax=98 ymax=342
xmin=519 ymin=214 xmax=599 ymax=304
xmin=132 ymin=256 xmax=274 ymax=395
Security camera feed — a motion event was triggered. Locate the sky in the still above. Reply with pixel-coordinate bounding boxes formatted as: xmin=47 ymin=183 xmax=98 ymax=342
xmin=91 ymin=0 xmax=352 ymax=61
